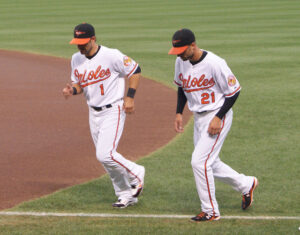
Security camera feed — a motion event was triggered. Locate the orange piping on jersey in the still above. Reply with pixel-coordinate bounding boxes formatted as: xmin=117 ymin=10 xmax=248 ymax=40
xmin=183 ymin=84 xmax=215 ymax=93
xmin=204 ymin=115 xmax=226 ymax=216
xmin=110 ymin=105 xmax=141 ymax=183
xmin=81 ymin=78 xmax=109 ymax=88
xmin=225 ymin=86 xmax=241 ymax=97
xmin=174 ymin=81 xmax=181 ymax=86
xmin=127 ymin=63 xmax=138 ymax=78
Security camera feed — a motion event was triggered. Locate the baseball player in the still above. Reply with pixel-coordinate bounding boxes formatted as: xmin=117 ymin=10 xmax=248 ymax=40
xmin=62 ymin=23 xmax=145 ymax=208
xmin=168 ymin=29 xmax=258 ymax=222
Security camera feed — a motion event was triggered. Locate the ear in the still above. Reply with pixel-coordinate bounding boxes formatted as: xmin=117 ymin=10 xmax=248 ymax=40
xmin=91 ymin=36 xmax=96 ymax=42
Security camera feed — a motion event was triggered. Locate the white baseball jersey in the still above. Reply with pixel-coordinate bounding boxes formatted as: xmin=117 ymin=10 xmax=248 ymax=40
xmin=71 ymin=45 xmax=138 ymax=107
xmin=173 ymin=51 xmax=241 ymax=113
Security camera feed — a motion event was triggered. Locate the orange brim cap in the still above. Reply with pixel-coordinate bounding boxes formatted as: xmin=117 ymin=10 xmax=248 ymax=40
xmin=69 ymin=38 xmax=91 ymax=45
xmin=168 ymin=45 xmax=188 ymax=55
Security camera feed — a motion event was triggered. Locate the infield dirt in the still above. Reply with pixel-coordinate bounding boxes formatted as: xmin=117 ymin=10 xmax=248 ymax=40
xmin=0 ymin=50 xmax=191 ymax=210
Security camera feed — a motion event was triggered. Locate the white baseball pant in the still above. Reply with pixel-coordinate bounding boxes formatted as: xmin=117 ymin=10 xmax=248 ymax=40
xmin=89 ymin=100 xmax=143 ymax=199
xmin=191 ymin=108 xmax=254 ymax=216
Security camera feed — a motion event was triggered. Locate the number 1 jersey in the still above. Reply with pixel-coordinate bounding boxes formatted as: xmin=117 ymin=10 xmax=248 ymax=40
xmin=71 ymin=45 xmax=139 ymax=107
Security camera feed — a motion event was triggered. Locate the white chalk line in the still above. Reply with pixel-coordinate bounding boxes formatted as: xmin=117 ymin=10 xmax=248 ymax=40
xmin=0 ymin=211 xmax=299 ymax=220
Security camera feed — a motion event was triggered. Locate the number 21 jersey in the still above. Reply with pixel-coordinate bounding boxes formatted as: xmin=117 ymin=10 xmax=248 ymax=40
xmin=173 ymin=50 xmax=241 ymax=113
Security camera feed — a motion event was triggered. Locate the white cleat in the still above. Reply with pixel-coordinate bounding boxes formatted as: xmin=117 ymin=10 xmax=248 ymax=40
xmin=112 ymin=197 xmax=138 ymax=208
xmin=131 ymin=166 xmax=145 ymax=197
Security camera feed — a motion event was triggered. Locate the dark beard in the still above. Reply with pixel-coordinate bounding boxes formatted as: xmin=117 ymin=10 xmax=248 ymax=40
xmin=187 ymin=53 xmax=194 ymax=61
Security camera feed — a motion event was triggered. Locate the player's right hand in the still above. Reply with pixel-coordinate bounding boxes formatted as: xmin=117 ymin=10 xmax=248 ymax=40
xmin=62 ymin=83 xmax=73 ymax=99
xmin=174 ymin=113 xmax=184 ymax=133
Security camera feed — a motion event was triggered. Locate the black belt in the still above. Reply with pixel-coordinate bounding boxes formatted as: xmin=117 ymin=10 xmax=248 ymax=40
xmin=91 ymin=104 xmax=112 ymax=111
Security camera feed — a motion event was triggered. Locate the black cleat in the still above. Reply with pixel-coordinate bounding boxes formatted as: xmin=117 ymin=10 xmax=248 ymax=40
xmin=242 ymin=177 xmax=258 ymax=210
xmin=131 ymin=183 xmax=143 ymax=198
xmin=191 ymin=212 xmax=220 ymax=222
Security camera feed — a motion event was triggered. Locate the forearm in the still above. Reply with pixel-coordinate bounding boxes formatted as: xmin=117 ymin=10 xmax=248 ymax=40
xmin=127 ymin=73 xmax=140 ymax=98
xmin=123 ymin=72 xmax=140 ymax=113
xmin=176 ymin=87 xmax=187 ymax=114
xmin=215 ymin=91 xmax=240 ymax=119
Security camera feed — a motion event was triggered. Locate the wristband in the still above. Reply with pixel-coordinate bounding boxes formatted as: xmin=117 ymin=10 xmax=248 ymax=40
xmin=72 ymin=86 xmax=77 ymax=95
xmin=127 ymin=88 xmax=136 ymax=98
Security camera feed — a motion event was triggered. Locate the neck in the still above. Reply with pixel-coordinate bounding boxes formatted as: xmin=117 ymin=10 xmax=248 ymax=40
xmin=190 ymin=48 xmax=202 ymax=63
xmin=87 ymin=44 xmax=99 ymax=57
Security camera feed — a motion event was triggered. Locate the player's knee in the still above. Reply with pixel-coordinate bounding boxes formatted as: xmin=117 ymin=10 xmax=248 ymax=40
xmin=191 ymin=153 xmax=207 ymax=171
xmin=96 ymin=150 xmax=111 ymax=165
xmin=191 ymin=156 xmax=200 ymax=167
xmin=191 ymin=160 xmax=208 ymax=176
xmin=191 ymin=159 xmax=205 ymax=169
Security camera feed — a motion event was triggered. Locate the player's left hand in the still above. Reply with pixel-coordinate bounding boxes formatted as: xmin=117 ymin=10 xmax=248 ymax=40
xmin=123 ymin=97 xmax=135 ymax=114
xmin=208 ymin=116 xmax=222 ymax=136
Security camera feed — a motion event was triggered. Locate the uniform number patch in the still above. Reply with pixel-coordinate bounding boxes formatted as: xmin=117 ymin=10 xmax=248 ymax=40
xmin=201 ymin=92 xmax=215 ymax=104
xmin=100 ymin=84 xmax=104 ymax=95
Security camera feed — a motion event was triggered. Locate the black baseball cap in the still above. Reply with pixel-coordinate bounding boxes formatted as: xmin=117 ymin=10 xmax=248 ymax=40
xmin=168 ymin=29 xmax=195 ymax=55
xmin=69 ymin=23 xmax=95 ymax=45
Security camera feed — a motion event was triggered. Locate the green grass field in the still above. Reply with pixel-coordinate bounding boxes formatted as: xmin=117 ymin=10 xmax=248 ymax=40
xmin=1 ymin=0 xmax=300 ymax=234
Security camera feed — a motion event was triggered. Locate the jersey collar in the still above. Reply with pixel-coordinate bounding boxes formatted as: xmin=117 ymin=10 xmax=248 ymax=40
xmin=190 ymin=50 xmax=207 ymax=65
xmin=86 ymin=45 xmax=101 ymax=60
